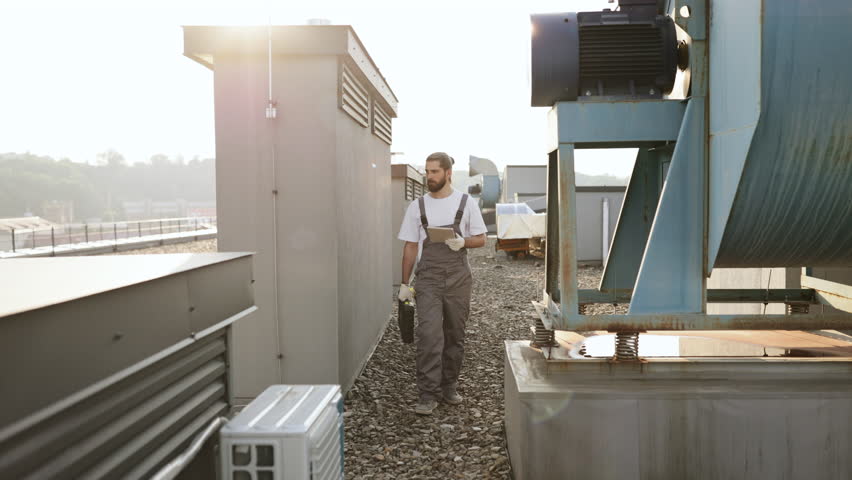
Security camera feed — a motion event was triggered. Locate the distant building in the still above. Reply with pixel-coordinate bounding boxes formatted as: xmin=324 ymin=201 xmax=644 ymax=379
xmin=41 ymin=200 xmax=74 ymax=224
xmin=122 ymin=199 xmax=216 ymax=220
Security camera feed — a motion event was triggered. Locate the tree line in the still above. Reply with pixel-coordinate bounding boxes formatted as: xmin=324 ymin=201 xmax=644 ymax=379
xmin=0 ymin=151 xmax=215 ymax=222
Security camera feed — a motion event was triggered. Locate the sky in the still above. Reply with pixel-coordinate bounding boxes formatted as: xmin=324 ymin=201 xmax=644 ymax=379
xmin=0 ymin=0 xmax=636 ymax=176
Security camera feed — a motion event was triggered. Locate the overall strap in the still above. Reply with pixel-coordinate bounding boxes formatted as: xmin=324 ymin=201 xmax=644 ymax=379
xmin=454 ymin=194 xmax=469 ymax=226
xmin=418 ymin=196 xmax=429 ymax=230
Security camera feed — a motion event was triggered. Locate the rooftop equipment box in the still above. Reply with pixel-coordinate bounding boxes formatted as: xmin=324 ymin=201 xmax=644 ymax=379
xmin=221 ymin=385 xmax=343 ymax=480
xmin=501 ymin=165 xmax=547 ymax=204
xmin=390 ymin=164 xmax=424 ymax=286
xmin=184 ymin=25 xmax=398 ymax=401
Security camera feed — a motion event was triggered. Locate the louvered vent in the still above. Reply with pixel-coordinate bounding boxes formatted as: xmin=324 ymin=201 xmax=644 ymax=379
xmin=0 ymin=331 xmax=231 ymax=479
xmin=372 ymin=102 xmax=392 ymax=145
xmin=575 ymin=12 xmax=677 ymax=97
xmin=405 ymin=177 xmax=424 ymax=201
xmin=340 ymin=62 xmax=370 ymax=127
xmin=309 ymin=406 xmax=344 ymax=480
xmin=579 ymin=24 xmax=664 ymax=81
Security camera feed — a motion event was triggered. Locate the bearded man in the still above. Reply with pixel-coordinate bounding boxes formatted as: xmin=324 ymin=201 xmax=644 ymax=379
xmin=396 ymin=152 xmax=487 ymax=415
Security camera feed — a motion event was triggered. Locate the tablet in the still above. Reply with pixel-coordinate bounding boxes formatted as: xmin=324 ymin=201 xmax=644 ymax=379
xmin=426 ymin=226 xmax=456 ymax=242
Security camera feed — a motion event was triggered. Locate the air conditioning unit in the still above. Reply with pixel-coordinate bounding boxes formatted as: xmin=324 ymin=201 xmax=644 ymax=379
xmin=220 ymin=385 xmax=344 ymax=480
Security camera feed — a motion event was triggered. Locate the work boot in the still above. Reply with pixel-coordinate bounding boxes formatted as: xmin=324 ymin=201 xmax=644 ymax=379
xmin=442 ymin=389 xmax=463 ymax=405
xmin=415 ymin=398 xmax=438 ymax=415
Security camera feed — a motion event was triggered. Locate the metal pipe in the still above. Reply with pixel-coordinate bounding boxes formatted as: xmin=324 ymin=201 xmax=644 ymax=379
xmin=51 ymin=227 xmax=55 ymax=255
xmin=602 ymin=197 xmax=610 ymax=267
xmin=10 ymin=228 xmax=15 ymax=252
xmin=84 ymin=224 xmax=89 ymax=243
xmin=149 ymin=416 xmax=228 ymax=480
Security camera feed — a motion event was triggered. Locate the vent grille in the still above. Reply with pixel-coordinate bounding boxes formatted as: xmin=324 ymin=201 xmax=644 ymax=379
xmin=372 ymin=101 xmax=392 ymax=144
xmin=340 ymin=62 xmax=370 ymax=127
xmin=0 ymin=332 xmax=231 ymax=480
xmin=309 ymin=406 xmax=344 ymax=480
xmin=579 ymin=24 xmax=664 ymax=80
xmin=405 ymin=177 xmax=425 ymax=201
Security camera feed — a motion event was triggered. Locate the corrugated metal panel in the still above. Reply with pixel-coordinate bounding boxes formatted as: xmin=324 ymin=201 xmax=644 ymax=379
xmin=372 ymin=101 xmax=392 ymax=144
xmin=339 ymin=61 xmax=370 ymax=128
xmin=713 ymin=0 xmax=852 ymax=267
xmin=0 ymin=330 xmax=231 ymax=480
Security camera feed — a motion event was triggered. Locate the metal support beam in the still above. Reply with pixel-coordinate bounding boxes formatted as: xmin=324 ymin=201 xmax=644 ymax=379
xmin=543 ymin=152 xmax=560 ymax=304
xmin=562 ymin=313 xmax=852 ymax=331
xmin=557 ymin=144 xmax=579 ymax=321
xmin=600 ymin=147 xmax=668 ymax=290
xmin=579 ymin=289 xmax=817 ymax=304
xmin=549 ymin=100 xmax=686 ymax=149
xmin=801 ymin=275 xmax=852 ymax=313
xmin=629 ymin=98 xmax=706 ymax=314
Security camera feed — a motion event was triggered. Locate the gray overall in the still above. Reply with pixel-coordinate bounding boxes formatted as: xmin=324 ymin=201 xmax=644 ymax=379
xmin=414 ymin=194 xmax=473 ymax=401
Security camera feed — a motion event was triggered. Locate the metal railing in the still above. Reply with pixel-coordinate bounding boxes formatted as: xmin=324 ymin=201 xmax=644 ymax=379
xmin=1 ymin=217 xmax=216 ymax=253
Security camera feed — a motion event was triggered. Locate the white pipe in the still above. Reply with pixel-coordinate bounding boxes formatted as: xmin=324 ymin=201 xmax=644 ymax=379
xmin=602 ymin=197 xmax=610 ymax=267
xmin=149 ymin=416 xmax=228 ymax=480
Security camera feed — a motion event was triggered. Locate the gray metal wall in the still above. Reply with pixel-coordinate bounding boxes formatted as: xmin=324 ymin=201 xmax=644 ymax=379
xmin=186 ymin=26 xmax=396 ymax=400
xmin=708 ymin=267 xmax=852 ymax=315
xmin=707 ymin=267 xmax=792 ymax=314
xmin=502 ymin=165 xmax=547 ymax=204
xmin=335 ymin=103 xmax=393 ymax=391
xmin=505 ymin=340 xmax=852 ymax=480
xmin=575 ymin=189 xmax=624 ymax=262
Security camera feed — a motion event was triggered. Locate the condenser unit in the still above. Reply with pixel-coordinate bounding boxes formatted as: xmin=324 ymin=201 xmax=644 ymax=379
xmin=220 ymin=385 xmax=344 ymax=480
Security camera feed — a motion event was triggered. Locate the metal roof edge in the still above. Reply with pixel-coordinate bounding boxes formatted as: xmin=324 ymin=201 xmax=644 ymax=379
xmin=0 ymin=253 xmax=253 ymax=318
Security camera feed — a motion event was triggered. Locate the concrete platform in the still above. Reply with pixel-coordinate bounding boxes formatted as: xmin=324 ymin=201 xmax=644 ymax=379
xmin=504 ymin=339 xmax=852 ymax=480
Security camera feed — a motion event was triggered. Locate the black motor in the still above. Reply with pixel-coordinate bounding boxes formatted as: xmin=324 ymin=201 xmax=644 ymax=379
xmin=531 ymin=0 xmax=679 ymax=106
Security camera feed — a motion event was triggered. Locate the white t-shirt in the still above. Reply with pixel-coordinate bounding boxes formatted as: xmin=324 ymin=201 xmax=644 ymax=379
xmin=398 ymin=189 xmax=488 ymax=245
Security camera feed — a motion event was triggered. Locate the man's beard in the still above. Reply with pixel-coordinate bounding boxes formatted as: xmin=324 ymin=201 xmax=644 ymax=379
xmin=427 ymin=178 xmax=447 ymax=192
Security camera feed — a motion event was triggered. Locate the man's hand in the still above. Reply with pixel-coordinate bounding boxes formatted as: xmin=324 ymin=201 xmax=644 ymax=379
xmin=398 ymin=283 xmax=415 ymax=302
xmin=445 ymin=236 xmax=465 ymax=252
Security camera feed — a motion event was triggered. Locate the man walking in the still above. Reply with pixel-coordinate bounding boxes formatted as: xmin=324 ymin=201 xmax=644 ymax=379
xmin=397 ymin=152 xmax=487 ymax=415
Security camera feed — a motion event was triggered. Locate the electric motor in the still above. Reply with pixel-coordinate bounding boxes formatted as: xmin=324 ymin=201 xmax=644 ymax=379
xmin=531 ymin=0 xmax=679 ymax=106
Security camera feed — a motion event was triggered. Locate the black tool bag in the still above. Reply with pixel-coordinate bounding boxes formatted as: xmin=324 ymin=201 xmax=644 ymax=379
xmin=397 ymin=300 xmax=415 ymax=344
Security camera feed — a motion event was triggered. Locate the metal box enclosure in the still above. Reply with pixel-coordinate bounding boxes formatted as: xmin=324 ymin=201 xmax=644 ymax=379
xmin=501 ymin=165 xmax=547 ymax=204
xmin=184 ymin=26 xmax=398 ymax=400
xmin=221 ymin=385 xmax=343 ymax=480
xmin=0 ymin=253 xmax=255 ymax=479
xmin=391 ymin=164 xmax=425 ymax=286
xmin=505 ymin=340 xmax=852 ymax=480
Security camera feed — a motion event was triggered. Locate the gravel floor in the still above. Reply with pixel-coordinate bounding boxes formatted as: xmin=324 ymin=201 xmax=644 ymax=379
xmin=107 ymin=239 xmax=217 ymax=255
xmin=343 ymin=238 xmax=617 ymax=479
